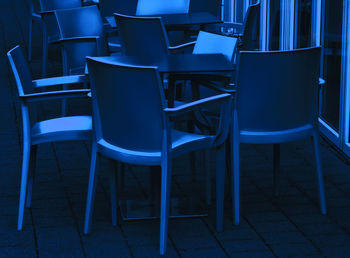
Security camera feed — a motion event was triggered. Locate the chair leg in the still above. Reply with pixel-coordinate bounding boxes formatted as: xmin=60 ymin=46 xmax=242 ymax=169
xmin=84 ymin=143 xmax=99 ymax=234
xmin=273 ymin=144 xmax=281 ymax=197
xmin=61 ymin=90 xmax=67 ymax=116
xmin=312 ymin=133 xmax=327 ymax=214
xmin=232 ymin=114 xmax=240 ymax=225
xmin=18 ymin=142 xmax=32 ymax=231
xmin=190 ymin=152 xmax=196 ymax=182
xmin=108 ymin=159 xmax=118 ymax=226
xmin=28 ymin=19 xmax=33 ymax=61
xmin=159 ymin=157 xmax=172 ymax=255
xmin=204 ymin=150 xmax=211 ymax=205
xmin=25 ymin=145 xmax=37 ymax=208
xmin=187 ymin=120 xmax=196 ymax=183
xmin=41 ymin=28 xmax=48 ymax=78
xmin=61 ymin=50 xmax=69 ymax=116
xmin=118 ymin=162 xmax=125 ymax=191
xmin=216 ymin=145 xmax=225 ymax=232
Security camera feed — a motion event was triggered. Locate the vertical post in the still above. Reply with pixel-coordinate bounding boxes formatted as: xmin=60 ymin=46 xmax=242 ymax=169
xmin=341 ymin=0 xmax=350 ymax=149
xmin=224 ymin=0 xmax=234 ymax=22
xmin=260 ymin=0 xmax=270 ymax=50
xmin=280 ymin=0 xmax=295 ymax=50
xmin=233 ymin=0 xmax=243 ymax=23
xmin=294 ymin=0 xmax=299 ymax=48
xmin=312 ymin=0 xmax=322 ymax=46
xmin=290 ymin=0 xmax=295 ymax=49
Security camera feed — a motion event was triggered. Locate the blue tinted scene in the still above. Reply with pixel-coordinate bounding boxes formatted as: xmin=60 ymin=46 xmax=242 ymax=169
xmin=1 ymin=0 xmax=350 ymax=257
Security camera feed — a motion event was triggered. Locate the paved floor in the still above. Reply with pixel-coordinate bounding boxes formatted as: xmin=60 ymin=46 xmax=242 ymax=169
xmin=1 ymin=1 xmax=350 ymax=257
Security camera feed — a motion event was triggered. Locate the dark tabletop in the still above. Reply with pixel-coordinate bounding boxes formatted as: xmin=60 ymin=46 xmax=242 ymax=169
xmin=90 ymin=54 xmax=234 ymax=74
xmin=105 ymin=12 xmax=222 ymax=28
xmin=149 ymin=12 xmax=222 ymax=27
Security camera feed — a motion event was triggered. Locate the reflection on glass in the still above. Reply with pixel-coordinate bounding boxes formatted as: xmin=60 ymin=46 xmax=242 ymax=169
xmin=320 ymin=0 xmax=343 ymax=131
xmin=269 ymin=0 xmax=280 ymax=50
xmin=296 ymin=0 xmax=312 ymax=48
xmin=234 ymin=0 xmax=244 ymax=23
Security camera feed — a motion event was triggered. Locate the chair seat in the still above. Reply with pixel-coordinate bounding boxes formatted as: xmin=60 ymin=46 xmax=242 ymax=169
xmin=107 ymin=36 xmax=121 ymax=52
xmin=239 ymin=124 xmax=314 ymax=144
xmin=97 ymin=129 xmax=214 ymax=166
xmin=31 ymin=116 xmax=92 ymax=145
xmin=172 ymin=129 xmax=214 ymax=156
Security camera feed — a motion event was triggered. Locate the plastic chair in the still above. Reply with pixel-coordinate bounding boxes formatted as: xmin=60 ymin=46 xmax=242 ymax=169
xmin=231 ymin=47 xmax=327 ymax=225
xmin=136 ymin=0 xmax=190 ymax=15
xmin=205 ymin=2 xmax=260 ymax=51
xmin=184 ymin=3 xmax=260 ymax=96
xmin=55 ymin=5 xmax=110 ymax=76
xmin=172 ymin=31 xmax=237 ymax=104
xmin=191 ymin=31 xmax=237 ymax=94
xmin=7 ymin=46 xmax=92 ymax=231
xmin=114 ymin=13 xmax=195 ymax=60
xmin=84 ymin=57 xmax=233 ymax=255
xmin=55 ymin=5 xmax=118 ymax=116
xmin=38 ymin=0 xmax=82 ymax=77
xmin=193 ymin=31 xmax=237 ymax=60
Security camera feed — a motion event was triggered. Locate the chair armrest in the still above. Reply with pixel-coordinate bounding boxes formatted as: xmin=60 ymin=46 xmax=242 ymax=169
xmin=197 ymin=81 xmax=236 ymax=94
xmin=319 ymin=77 xmax=326 ymax=87
xmin=168 ymin=41 xmax=196 ymax=52
xmin=32 ymin=13 xmax=41 ymax=20
xmin=59 ymin=36 xmax=100 ymax=44
xmin=39 ymin=10 xmax=55 ymax=16
xmin=33 ymin=75 xmax=88 ymax=88
xmin=20 ymin=89 xmax=91 ymax=103
xmin=164 ymin=93 xmax=232 ymax=116
xmin=108 ymin=42 xmax=121 ymax=52
xmin=105 ymin=16 xmax=117 ymax=28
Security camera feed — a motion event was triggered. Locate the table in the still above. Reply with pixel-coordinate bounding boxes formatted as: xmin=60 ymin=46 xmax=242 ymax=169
xmin=93 ymin=53 xmax=234 ymax=107
xmin=105 ymin=12 xmax=222 ymax=29
xmin=90 ymin=53 xmax=234 ymax=220
xmin=149 ymin=12 xmax=221 ymax=28
xmin=92 ymin=53 xmax=233 ymax=74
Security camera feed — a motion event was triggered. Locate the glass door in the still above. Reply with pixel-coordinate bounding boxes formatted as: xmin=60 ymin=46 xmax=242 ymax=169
xmin=318 ymin=0 xmax=344 ymax=147
xmin=295 ymin=0 xmax=312 ymax=48
xmin=269 ymin=0 xmax=280 ymax=50
xmin=340 ymin=1 xmax=350 ymax=156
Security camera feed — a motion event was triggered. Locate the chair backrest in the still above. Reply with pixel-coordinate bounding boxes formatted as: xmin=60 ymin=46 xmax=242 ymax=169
xmin=193 ymin=31 xmax=237 ymax=62
xmin=189 ymin=0 xmax=222 ymax=19
xmin=28 ymin=0 xmax=40 ymax=15
xmin=236 ymin=47 xmax=321 ymax=132
xmin=99 ymin=0 xmax=138 ymax=17
xmin=39 ymin=0 xmax=81 ymax=11
xmin=55 ymin=6 xmax=108 ymax=74
xmin=55 ymin=6 xmax=104 ymax=38
xmin=114 ymin=13 xmax=170 ymax=59
xmin=241 ymin=2 xmax=260 ymax=50
xmin=7 ymin=46 xmax=34 ymax=96
xmin=87 ymin=57 xmax=166 ymax=152
xmin=136 ymin=0 xmax=190 ymax=15
xmin=39 ymin=0 xmax=82 ymax=45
